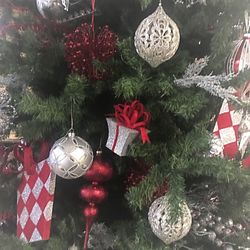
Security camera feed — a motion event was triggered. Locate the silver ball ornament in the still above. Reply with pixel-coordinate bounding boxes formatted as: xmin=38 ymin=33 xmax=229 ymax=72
xmin=134 ymin=2 xmax=180 ymax=68
xmin=148 ymin=196 xmax=192 ymax=245
xmin=48 ymin=132 xmax=93 ymax=179
xmin=36 ymin=0 xmax=69 ymax=19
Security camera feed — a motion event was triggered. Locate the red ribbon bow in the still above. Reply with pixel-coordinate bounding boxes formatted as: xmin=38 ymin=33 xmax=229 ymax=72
xmin=114 ymin=100 xmax=151 ymax=143
xmin=14 ymin=141 xmax=50 ymax=175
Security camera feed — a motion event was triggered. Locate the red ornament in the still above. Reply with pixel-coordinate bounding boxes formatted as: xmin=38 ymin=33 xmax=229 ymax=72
xmin=80 ymin=185 xmax=108 ymax=204
xmin=83 ymin=205 xmax=99 ymax=219
xmin=64 ymin=23 xmax=118 ymax=80
xmin=84 ymin=153 xmax=113 ymax=182
xmin=226 ymin=33 xmax=250 ymax=75
xmin=80 ymin=151 xmax=113 ymax=250
xmin=125 ymin=159 xmax=168 ymax=202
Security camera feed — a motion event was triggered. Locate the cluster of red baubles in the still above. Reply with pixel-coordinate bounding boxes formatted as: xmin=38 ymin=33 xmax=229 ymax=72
xmin=64 ymin=23 xmax=117 ymax=80
xmin=125 ymin=159 xmax=168 ymax=202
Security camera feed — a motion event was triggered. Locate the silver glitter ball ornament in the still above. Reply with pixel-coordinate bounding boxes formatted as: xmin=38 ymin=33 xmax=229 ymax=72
xmin=36 ymin=0 xmax=69 ymax=19
xmin=134 ymin=2 xmax=180 ymax=68
xmin=48 ymin=132 xmax=93 ymax=179
xmin=148 ymin=196 xmax=192 ymax=245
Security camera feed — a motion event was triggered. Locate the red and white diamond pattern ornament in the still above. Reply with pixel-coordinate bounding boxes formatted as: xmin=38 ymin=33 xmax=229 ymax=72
xmin=17 ymin=160 xmax=56 ymax=242
xmin=212 ymin=99 xmax=243 ymax=159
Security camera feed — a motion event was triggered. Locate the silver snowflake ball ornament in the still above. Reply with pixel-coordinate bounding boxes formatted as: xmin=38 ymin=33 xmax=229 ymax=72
xmin=148 ymin=196 xmax=192 ymax=245
xmin=36 ymin=0 xmax=69 ymax=19
xmin=48 ymin=132 xmax=93 ymax=179
xmin=134 ymin=2 xmax=180 ymax=68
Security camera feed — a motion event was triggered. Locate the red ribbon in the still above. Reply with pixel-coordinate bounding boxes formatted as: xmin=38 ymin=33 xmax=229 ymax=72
xmin=114 ymin=100 xmax=151 ymax=144
xmin=14 ymin=141 xmax=50 ymax=175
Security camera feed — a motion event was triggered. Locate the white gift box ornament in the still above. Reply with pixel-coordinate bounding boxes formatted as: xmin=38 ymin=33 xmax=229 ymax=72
xmin=105 ymin=100 xmax=151 ymax=157
xmin=105 ymin=118 xmax=139 ymax=156
xmin=134 ymin=0 xmax=180 ymax=68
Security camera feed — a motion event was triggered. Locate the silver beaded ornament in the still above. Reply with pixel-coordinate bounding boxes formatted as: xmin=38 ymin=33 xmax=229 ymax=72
xmin=48 ymin=132 xmax=93 ymax=179
xmin=148 ymin=196 xmax=192 ymax=245
xmin=36 ymin=0 xmax=69 ymax=19
xmin=134 ymin=1 xmax=180 ymax=68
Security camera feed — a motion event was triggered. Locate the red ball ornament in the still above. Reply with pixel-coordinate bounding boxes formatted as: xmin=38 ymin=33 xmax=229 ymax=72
xmin=84 ymin=151 xmax=113 ymax=182
xmin=83 ymin=205 xmax=98 ymax=219
xmin=80 ymin=185 xmax=108 ymax=204
xmin=226 ymin=33 xmax=250 ymax=75
xmin=64 ymin=23 xmax=117 ymax=80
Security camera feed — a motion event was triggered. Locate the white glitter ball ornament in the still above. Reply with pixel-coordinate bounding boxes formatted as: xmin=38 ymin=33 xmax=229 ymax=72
xmin=148 ymin=196 xmax=192 ymax=245
xmin=48 ymin=132 xmax=93 ymax=179
xmin=36 ymin=0 xmax=69 ymax=19
xmin=134 ymin=2 xmax=180 ymax=68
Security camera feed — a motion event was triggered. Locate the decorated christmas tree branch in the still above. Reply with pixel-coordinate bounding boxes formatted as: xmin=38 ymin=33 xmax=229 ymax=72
xmin=174 ymin=57 xmax=235 ymax=101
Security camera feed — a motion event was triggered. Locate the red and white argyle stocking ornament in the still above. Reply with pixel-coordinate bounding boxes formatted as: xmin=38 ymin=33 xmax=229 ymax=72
xmin=15 ymin=141 xmax=56 ymax=242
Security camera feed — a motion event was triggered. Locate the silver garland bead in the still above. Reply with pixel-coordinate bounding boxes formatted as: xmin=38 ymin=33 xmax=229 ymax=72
xmin=225 ymin=219 xmax=234 ymax=227
xmin=224 ymin=228 xmax=232 ymax=236
xmin=208 ymin=231 xmax=217 ymax=242
xmin=223 ymin=245 xmax=234 ymax=250
xmin=192 ymin=222 xmax=200 ymax=231
xmin=235 ymin=223 xmax=243 ymax=231
xmin=208 ymin=221 xmax=216 ymax=228
xmin=215 ymin=238 xmax=223 ymax=247
xmin=214 ymin=224 xmax=225 ymax=234
xmin=216 ymin=216 xmax=222 ymax=222
xmin=205 ymin=213 xmax=213 ymax=222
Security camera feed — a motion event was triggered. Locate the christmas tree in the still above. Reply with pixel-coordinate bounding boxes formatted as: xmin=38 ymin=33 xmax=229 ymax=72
xmin=0 ymin=0 xmax=250 ymax=249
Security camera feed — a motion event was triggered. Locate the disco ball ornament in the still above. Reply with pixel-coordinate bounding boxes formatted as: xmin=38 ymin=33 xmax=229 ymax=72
xmin=36 ymin=0 xmax=69 ymax=19
xmin=148 ymin=196 xmax=192 ymax=245
xmin=226 ymin=33 xmax=250 ymax=75
xmin=134 ymin=2 xmax=180 ymax=68
xmin=48 ymin=132 xmax=93 ymax=179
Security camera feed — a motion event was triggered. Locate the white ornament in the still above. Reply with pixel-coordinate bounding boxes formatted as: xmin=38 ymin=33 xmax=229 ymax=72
xmin=134 ymin=2 xmax=180 ymax=68
xmin=148 ymin=196 xmax=192 ymax=245
xmin=36 ymin=0 xmax=69 ymax=19
xmin=48 ymin=132 xmax=93 ymax=179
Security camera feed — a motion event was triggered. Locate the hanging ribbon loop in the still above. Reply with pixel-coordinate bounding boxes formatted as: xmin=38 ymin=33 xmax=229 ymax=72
xmin=114 ymin=100 xmax=151 ymax=143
